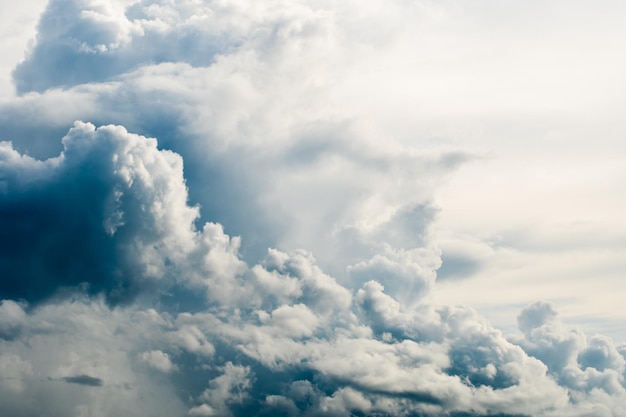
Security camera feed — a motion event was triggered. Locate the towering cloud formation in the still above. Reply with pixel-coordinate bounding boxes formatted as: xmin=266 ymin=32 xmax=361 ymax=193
xmin=0 ymin=123 xmax=624 ymax=416
xmin=1 ymin=0 xmax=625 ymax=416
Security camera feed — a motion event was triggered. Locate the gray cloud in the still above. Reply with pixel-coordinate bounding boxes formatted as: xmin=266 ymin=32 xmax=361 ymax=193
xmin=61 ymin=375 xmax=104 ymax=387
xmin=437 ymin=254 xmax=481 ymax=282
xmin=0 ymin=300 xmax=26 ymax=340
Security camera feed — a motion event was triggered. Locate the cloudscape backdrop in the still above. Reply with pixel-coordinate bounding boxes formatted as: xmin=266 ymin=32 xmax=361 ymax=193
xmin=1 ymin=0 xmax=626 ymax=416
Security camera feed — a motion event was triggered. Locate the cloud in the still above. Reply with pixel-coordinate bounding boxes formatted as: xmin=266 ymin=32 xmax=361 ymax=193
xmin=510 ymin=302 xmax=626 ymax=416
xmin=0 ymin=296 xmax=189 ymax=417
xmin=12 ymin=0 xmax=227 ymax=93
xmin=139 ymin=350 xmax=177 ymax=373
xmin=0 ymin=124 xmax=625 ymax=415
xmin=4 ymin=0 xmax=473 ymax=275
xmin=1 ymin=0 xmax=626 ymax=416
xmin=0 ymin=354 xmax=32 ymax=394
xmin=435 ymin=238 xmax=495 ymax=282
xmin=61 ymin=375 xmax=104 ymax=387
xmin=189 ymin=362 xmax=252 ymax=417
xmin=0 ymin=300 xmax=27 ymax=340
xmin=0 ymin=121 xmax=201 ymax=304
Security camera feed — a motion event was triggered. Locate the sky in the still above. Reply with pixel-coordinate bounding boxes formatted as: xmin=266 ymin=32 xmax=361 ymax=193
xmin=1 ymin=0 xmax=626 ymax=416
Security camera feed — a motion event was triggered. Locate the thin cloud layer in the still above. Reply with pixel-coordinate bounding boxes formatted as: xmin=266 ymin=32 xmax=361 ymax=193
xmin=1 ymin=0 xmax=626 ymax=416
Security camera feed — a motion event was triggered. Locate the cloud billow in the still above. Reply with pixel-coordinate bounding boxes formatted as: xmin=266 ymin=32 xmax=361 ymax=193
xmin=1 ymin=0 xmax=626 ymax=416
xmin=0 ymin=121 xmax=202 ymax=304
xmin=12 ymin=0 xmax=238 ymax=93
xmin=0 ymin=125 xmax=623 ymax=416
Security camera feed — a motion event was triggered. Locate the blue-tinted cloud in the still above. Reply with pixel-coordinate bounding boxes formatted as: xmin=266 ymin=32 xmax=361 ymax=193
xmin=1 ymin=0 xmax=626 ymax=416
xmin=12 ymin=0 xmax=244 ymax=93
xmin=0 ymin=121 xmax=202 ymax=304
xmin=0 ymin=123 xmax=625 ymax=416
xmin=5 ymin=0 xmax=474 ymax=274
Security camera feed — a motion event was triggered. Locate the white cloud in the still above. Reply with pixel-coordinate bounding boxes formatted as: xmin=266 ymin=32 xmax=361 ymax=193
xmin=189 ymin=362 xmax=252 ymax=417
xmin=0 ymin=354 xmax=32 ymax=394
xmin=140 ymin=350 xmax=177 ymax=373
xmin=0 ymin=297 xmax=188 ymax=416
xmin=0 ymin=300 xmax=27 ymax=340
xmin=1 ymin=0 xmax=626 ymax=416
xmin=0 ymin=0 xmax=47 ymax=96
xmin=319 ymin=387 xmax=373 ymax=416
xmin=170 ymin=325 xmax=216 ymax=357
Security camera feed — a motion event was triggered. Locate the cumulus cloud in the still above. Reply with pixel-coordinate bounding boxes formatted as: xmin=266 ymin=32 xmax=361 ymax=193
xmin=189 ymin=362 xmax=252 ymax=417
xmin=13 ymin=0 xmax=226 ymax=92
xmin=1 ymin=0 xmax=626 ymax=416
xmin=0 ymin=121 xmax=201 ymax=303
xmin=139 ymin=350 xmax=177 ymax=373
xmin=3 ymin=0 xmax=471 ymax=274
xmin=0 ymin=300 xmax=27 ymax=339
xmin=511 ymin=302 xmax=626 ymax=416
xmin=0 ymin=125 xmax=610 ymax=416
